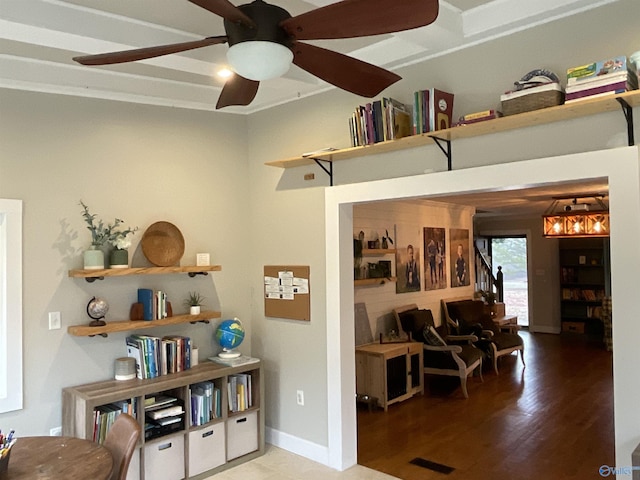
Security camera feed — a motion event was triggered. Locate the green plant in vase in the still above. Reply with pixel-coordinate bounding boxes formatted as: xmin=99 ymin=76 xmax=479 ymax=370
xmin=79 ymin=201 xmax=137 ymax=270
xmin=184 ymin=292 xmax=205 ymax=315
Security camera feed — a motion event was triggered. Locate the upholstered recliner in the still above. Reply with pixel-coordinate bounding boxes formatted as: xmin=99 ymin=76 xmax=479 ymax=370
xmin=393 ymin=304 xmax=483 ymax=399
xmin=442 ymin=299 xmax=525 ymax=374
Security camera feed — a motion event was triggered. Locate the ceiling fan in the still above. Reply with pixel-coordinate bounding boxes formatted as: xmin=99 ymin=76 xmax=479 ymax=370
xmin=73 ymin=0 xmax=439 ymax=109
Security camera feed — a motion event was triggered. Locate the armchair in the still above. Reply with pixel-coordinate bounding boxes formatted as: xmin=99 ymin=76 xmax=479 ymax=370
xmin=393 ymin=304 xmax=483 ymax=399
xmin=442 ymin=298 xmax=525 ymax=374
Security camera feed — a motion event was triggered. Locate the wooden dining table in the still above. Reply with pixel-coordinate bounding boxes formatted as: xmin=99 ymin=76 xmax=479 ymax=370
xmin=2 ymin=436 xmax=113 ymax=479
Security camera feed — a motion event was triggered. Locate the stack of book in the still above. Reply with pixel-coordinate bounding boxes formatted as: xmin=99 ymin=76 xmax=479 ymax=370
xmin=412 ymin=88 xmax=455 ymax=134
xmin=190 ymin=381 xmax=221 ymax=426
xmin=145 ymin=395 xmax=184 ymax=440
xmin=228 ymin=373 xmax=253 ymax=413
xmin=349 ymin=98 xmax=412 ymax=146
xmin=455 ymin=109 xmax=502 ymax=126
xmin=565 ymin=55 xmax=638 ymax=103
xmin=126 ymin=334 xmax=192 ymax=379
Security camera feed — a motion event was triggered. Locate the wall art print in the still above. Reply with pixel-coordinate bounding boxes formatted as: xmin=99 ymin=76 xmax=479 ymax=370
xmin=396 ymin=225 xmax=421 ymax=293
xmin=449 ymin=228 xmax=470 ymax=288
xmin=423 ymin=227 xmax=446 ymax=290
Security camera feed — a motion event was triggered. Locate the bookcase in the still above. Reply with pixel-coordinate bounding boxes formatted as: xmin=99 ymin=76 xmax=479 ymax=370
xmin=559 ymin=238 xmax=609 ymax=335
xmin=62 ymin=360 xmax=264 ymax=480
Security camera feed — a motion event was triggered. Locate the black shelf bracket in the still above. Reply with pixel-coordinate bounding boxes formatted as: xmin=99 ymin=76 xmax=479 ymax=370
xmin=188 ymin=272 xmax=209 ymax=278
xmin=189 ymin=320 xmax=211 ymax=325
xmin=616 ymin=97 xmax=635 ymax=146
xmin=430 ymin=136 xmax=453 ymax=171
xmin=84 ymin=276 xmax=104 ymax=283
xmin=312 ymin=158 xmax=334 ymax=186
xmin=89 ymin=333 xmax=109 ymax=338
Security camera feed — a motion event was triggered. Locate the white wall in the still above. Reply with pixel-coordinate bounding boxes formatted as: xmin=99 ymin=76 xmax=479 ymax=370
xmin=0 ymin=89 xmax=251 ymax=434
xmin=354 ymin=200 xmax=475 ymax=339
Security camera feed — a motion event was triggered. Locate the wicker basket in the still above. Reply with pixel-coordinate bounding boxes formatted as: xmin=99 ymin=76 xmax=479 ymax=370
xmin=501 ymin=83 xmax=564 ymax=116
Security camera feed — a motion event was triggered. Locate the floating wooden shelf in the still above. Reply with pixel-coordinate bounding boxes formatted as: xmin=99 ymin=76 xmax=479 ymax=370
xmin=362 ymin=248 xmax=396 ymax=255
xmin=68 ymin=265 xmax=221 ymax=282
xmin=68 ymin=310 xmax=221 ymax=337
xmin=266 ymin=89 xmax=640 ymax=170
xmin=354 ymin=277 xmax=396 ymax=287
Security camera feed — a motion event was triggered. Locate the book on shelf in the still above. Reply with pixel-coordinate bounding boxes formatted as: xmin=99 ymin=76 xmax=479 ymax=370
xmin=190 ymin=381 xmax=221 ymax=426
xmin=126 ymin=334 xmax=192 ymax=379
xmin=147 ymin=404 xmax=184 ymax=420
xmin=565 ymin=71 xmax=636 ymax=93
xmin=93 ymin=400 xmax=134 ymax=444
xmin=228 ymin=373 xmax=253 ymax=413
xmin=429 ymin=88 xmax=454 ymax=131
xmin=564 ymin=87 xmax=629 ymax=104
xmin=137 ymin=288 xmax=169 ymax=321
xmin=566 ymin=55 xmax=632 ymax=85
xmin=565 ymin=81 xmax=631 ymax=102
xmin=456 ymin=109 xmax=502 ymax=126
xmin=349 ymin=97 xmax=413 ymax=147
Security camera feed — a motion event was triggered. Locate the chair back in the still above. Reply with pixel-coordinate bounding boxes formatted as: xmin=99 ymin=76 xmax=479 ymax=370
xmin=103 ymin=413 xmax=141 ymax=480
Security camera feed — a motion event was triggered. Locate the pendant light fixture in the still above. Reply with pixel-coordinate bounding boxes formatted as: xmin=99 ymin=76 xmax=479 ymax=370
xmin=542 ymin=194 xmax=609 ymax=238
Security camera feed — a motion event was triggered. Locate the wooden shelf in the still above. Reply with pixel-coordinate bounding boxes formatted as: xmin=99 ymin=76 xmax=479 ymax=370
xmin=354 ymin=277 xmax=396 ymax=287
xmin=69 ymin=265 xmax=221 ymax=281
xmin=266 ymin=89 xmax=640 ymax=169
xmin=362 ymin=248 xmax=396 ymax=256
xmin=68 ymin=310 xmax=221 ymax=337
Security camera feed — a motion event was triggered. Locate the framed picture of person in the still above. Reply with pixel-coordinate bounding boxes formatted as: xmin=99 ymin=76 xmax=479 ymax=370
xmin=396 ymin=226 xmax=421 ymax=293
xmin=449 ymin=228 xmax=470 ymax=288
xmin=423 ymin=227 xmax=446 ymax=290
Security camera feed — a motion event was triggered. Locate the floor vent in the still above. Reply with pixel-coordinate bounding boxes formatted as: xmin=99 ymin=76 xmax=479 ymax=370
xmin=409 ymin=457 xmax=455 ymax=474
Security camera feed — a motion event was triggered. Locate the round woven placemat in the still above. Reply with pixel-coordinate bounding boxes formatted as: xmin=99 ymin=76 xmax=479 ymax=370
xmin=141 ymin=221 xmax=185 ymax=266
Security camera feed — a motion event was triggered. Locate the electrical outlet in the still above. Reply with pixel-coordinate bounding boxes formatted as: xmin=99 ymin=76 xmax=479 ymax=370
xmin=296 ymin=390 xmax=304 ymax=406
xmin=48 ymin=312 xmax=61 ymax=330
xmin=50 ymin=426 xmax=62 ymax=436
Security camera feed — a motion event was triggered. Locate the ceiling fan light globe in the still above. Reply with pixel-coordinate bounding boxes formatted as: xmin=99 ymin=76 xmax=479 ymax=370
xmin=227 ymin=41 xmax=293 ymax=81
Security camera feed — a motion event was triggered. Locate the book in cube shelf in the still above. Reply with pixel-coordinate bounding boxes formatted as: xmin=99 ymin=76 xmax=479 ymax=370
xmin=144 ymin=395 xmax=184 ymax=440
xmin=228 ymin=373 xmax=253 ymax=413
xmin=190 ymin=381 xmax=222 ymax=426
xmin=93 ymin=399 xmax=135 ymax=444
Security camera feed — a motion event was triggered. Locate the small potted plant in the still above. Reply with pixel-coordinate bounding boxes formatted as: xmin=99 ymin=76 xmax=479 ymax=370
xmin=184 ymin=292 xmax=205 ymax=315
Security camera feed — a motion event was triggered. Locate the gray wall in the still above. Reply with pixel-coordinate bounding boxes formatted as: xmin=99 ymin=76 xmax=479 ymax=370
xmin=0 ymin=90 xmax=251 ymax=433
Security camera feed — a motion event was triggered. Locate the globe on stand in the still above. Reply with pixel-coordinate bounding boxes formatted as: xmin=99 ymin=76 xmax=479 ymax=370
xmin=87 ymin=296 xmax=109 ymax=327
xmin=215 ymin=318 xmax=245 ymax=359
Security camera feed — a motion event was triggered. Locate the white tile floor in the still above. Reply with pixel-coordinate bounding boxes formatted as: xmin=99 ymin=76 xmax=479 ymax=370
xmin=205 ymin=444 xmax=400 ymax=480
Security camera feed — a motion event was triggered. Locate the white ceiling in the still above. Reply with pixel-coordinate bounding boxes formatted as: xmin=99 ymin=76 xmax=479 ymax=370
xmin=0 ymin=0 xmax=618 ymax=114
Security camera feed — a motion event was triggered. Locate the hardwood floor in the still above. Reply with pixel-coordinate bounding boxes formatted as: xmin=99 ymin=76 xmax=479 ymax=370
xmin=357 ymin=332 xmax=614 ymax=480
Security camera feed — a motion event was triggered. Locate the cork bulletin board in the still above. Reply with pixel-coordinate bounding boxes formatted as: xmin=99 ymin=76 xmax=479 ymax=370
xmin=264 ymin=265 xmax=310 ymax=321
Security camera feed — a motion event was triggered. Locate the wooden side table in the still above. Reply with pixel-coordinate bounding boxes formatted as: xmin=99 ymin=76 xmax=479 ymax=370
xmin=355 ymin=342 xmax=423 ymax=411
xmin=493 ymin=314 xmax=518 ymax=332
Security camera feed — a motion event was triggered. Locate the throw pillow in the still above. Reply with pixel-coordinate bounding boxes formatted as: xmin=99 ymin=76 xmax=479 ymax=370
xmin=422 ymin=324 xmax=447 ymax=346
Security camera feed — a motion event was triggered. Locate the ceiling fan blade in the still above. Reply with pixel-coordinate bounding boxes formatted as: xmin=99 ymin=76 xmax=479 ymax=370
xmin=188 ymin=0 xmax=256 ymax=28
xmin=281 ymin=0 xmax=439 ymax=40
xmin=291 ymin=42 xmax=401 ymax=98
xmin=216 ymin=74 xmax=260 ymax=109
xmin=73 ymin=36 xmax=228 ymax=66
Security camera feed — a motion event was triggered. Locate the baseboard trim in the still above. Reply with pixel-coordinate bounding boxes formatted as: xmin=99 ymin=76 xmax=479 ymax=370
xmin=266 ymin=427 xmax=330 ymax=467
xmin=530 ymin=325 xmax=561 ymax=334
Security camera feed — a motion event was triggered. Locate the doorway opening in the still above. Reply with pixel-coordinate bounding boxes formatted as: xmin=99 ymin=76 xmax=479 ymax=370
xmin=489 ymin=235 xmax=529 ymax=327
